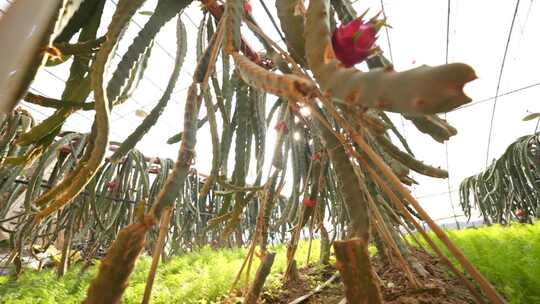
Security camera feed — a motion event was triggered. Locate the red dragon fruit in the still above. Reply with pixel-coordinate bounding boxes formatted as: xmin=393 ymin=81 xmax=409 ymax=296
xmin=332 ymin=15 xmax=384 ymax=67
xmin=302 ymin=197 xmax=317 ymax=208
xmin=244 ymin=1 xmax=252 ymax=13
xmin=311 ymin=152 xmax=321 ymax=161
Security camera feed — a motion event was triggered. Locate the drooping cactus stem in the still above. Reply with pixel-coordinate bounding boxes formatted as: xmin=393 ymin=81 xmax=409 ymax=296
xmin=33 ymin=0 xmax=147 ymax=222
xmin=224 ymin=0 xmax=243 ymax=53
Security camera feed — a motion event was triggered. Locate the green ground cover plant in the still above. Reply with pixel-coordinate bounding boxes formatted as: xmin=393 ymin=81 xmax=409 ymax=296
xmin=0 ymin=240 xmax=321 ymax=304
xmin=417 ymin=222 xmax=540 ymax=304
xmin=1 ymin=223 xmax=538 ymax=303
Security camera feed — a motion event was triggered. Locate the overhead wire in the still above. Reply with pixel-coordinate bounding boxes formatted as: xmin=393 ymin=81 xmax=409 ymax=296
xmin=376 ymin=2 xmax=404 ymax=136
xmin=379 ymin=0 xmax=393 ymax=63
xmin=415 ymin=189 xmax=458 ymax=200
xmin=376 ymin=0 xmax=413 ymax=195
xmin=443 ymin=0 xmax=460 ymax=229
xmin=455 ymin=81 xmax=540 ymax=111
xmin=485 ymin=0 xmax=521 ymax=167
xmin=257 ymin=0 xmax=286 ymax=44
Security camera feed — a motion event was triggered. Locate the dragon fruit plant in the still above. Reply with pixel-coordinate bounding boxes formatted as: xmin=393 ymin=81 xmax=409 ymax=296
xmin=0 ymin=0 xmax=507 ymax=303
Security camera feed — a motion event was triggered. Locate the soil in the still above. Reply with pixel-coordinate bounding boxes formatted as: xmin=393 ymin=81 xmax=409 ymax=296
xmin=261 ymin=249 xmax=481 ymax=304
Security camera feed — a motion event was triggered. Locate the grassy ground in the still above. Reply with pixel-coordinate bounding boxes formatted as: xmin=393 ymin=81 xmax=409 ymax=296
xmin=418 ymin=222 xmax=540 ymax=304
xmin=0 ymin=223 xmax=539 ymax=303
xmin=0 ymin=240 xmax=322 ymax=304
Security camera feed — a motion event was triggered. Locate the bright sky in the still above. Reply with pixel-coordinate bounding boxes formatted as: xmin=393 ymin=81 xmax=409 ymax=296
xmin=1 ymin=0 xmax=539 ymax=224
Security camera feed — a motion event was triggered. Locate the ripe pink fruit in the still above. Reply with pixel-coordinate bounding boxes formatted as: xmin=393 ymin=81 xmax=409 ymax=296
xmin=302 ymin=197 xmax=317 ymax=208
xmin=244 ymin=1 xmax=252 ymax=13
xmin=516 ymin=209 xmax=527 ymax=217
xmin=332 ymin=18 xmax=380 ymax=67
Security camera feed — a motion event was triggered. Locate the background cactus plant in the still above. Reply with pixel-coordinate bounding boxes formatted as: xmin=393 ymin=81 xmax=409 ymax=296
xmin=460 ymin=133 xmax=540 ymax=224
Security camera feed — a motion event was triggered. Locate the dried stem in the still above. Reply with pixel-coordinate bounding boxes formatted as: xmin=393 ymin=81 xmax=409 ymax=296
xmin=334 ymin=238 xmax=383 ymax=304
xmin=141 ymin=207 xmax=172 ymax=304
xmin=243 ymin=252 xmax=276 ymax=304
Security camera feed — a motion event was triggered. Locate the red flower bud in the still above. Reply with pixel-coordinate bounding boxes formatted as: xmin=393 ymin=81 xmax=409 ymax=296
xmin=106 ymin=179 xmax=117 ymax=191
xmin=302 ymin=197 xmax=317 ymax=208
xmin=332 ymin=18 xmax=380 ymax=67
xmin=244 ymin=1 xmax=252 ymax=13
xmin=274 ymin=121 xmax=289 ymax=134
xmin=311 ymin=152 xmax=321 ymax=161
